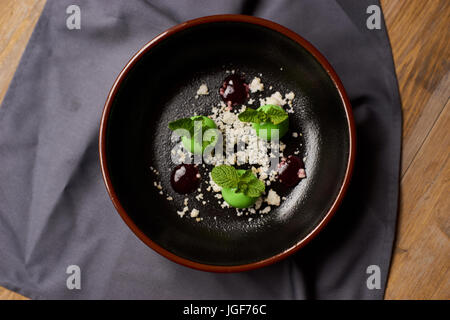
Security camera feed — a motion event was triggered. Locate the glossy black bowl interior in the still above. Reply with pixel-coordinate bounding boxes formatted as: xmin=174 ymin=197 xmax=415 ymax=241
xmin=104 ymin=20 xmax=351 ymax=267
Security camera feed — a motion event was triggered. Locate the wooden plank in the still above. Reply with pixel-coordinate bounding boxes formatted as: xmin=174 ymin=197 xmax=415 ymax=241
xmin=0 ymin=287 xmax=28 ymax=300
xmin=380 ymin=0 xmax=450 ymax=300
xmin=380 ymin=0 xmax=450 ymax=177
xmin=385 ymin=101 xmax=450 ymax=299
xmin=0 ymin=0 xmax=47 ymax=105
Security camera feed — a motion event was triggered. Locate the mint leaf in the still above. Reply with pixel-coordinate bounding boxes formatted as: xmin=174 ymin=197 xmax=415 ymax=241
xmin=211 ymin=165 xmax=240 ymax=189
xmin=191 ymin=115 xmax=208 ymax=126
xmin=245 ymin=178 xmax=265 ymax=197
xmin=265 ymin=105 xmax=288 ymax=125
xmin=238 ymin=169 xmax=265 ymax=197
xmin=238 ymin=106 xmax=288 ymax=125
xmin=238 ymin=108 xmax=267 ymax=123
xmin=212 ymin=166 xmax=265 ymax=198
xmin=239 ymin=170 xmax=254 ymax=182
xmin=168 ymin=118 xmax=194 ymax=136
xmin=169 ymin=116 xmax=217 ymax=139
xmin=236 ymin=181 xmax=249 ymax=194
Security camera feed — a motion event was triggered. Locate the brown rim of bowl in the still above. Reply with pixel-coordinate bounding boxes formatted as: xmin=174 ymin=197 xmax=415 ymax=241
xmin=99 ymin=14 xmax=356 ymax=273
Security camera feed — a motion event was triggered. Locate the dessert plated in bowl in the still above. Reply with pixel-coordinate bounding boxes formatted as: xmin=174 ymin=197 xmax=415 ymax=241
xmin=99 ymin=15 xmax=355 ymax=272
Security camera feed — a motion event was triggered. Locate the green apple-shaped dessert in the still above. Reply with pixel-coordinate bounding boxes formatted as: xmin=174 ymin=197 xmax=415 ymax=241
xmin=211 ymin=165 xmax=265 ymax=209
xmin=168 ymin=115 xmax=217 ymax=155
xmin=238 ymin=104 xmax=289 ymax=140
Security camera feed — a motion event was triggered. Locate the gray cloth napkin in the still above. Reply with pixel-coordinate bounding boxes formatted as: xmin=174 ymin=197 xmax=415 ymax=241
xmin=0 ymin=0 xmax=401 ymax=299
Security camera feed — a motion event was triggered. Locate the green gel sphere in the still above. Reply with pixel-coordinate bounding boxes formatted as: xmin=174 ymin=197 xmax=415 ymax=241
xmin=221 ymin=170 xmax=260 ymax=209
xmin=181 ymin=116 xmax=217 ymax=155
xmin=252 ymin=104 xmax=289 ymax=140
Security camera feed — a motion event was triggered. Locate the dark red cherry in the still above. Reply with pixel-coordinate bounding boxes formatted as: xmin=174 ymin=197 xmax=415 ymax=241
xmin=219 ymin=74 xmax=249 ymax=106
xmin=277 ymin=155 xmax=306 ymax=187
xmin=170 ymin=164 xmax=200 ymax=194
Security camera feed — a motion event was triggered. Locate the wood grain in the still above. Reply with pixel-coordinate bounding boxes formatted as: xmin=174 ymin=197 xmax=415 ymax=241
xmin=0 ymin=0 xmax=47 ymax=105
xmin=385 ymin=101 xmax=449 ymax=299
xmin=381 ymin=0 xmax=450 ymax=177
xmin=0 ymin=287 xmax=28 ymax=300
xmin=381 ymin=0 xmax=450 ymax=300
xmin=0 ymin=0 xmax=448 ymax=299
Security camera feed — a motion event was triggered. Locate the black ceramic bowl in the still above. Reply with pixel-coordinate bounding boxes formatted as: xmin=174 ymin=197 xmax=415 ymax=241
xmin=99 ymin=15 xmax=355 ymax=272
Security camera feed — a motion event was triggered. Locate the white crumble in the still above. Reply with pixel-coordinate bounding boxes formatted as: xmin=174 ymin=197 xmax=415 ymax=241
xmin=260 ymin=206 xmax=271 ymax=214
xmin=254 ymin=198 xmax=263 ymax=210
xmin=220 ymin=201 xmax=229 ymax=209
xmin=266 ymin=189 xmax=281 ymax=206
xmin=222 ymin=111 xmax=237 ymax=125
xmin=177 ymin=206 xmax=189 ymax=218
xmin=285 ymin=91 xmax=295 ymax=101
xmin=260 ymin=91 xmax=286 ymax=107
xmin=153 ymin=181 xmax=162 ymax=190
xmin=190 ymin=208 xmax=200 ymax=218
xmin=196 ymin=84 xmax=209 ymax=95
xmin=195 ymin=193 xmax=204 ymax=201
xmin=249 ymin=77 xmax=264 ymax=93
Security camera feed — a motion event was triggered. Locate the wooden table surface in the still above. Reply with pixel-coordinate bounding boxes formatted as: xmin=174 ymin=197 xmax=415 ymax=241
xmin=0 ymin=0 xmax=448 ymax=300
